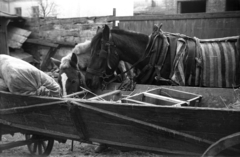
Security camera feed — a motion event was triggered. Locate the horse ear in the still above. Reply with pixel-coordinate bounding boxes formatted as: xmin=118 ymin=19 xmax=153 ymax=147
xmin=51 ymin=57 xmax=61 ymax=67
xmin=96 ymin=26 xmax=101 ymax=33
xmin=70 ymin=53 xmax=78 ymax=68
xmin=102 ymin=24 xmax=110 ymax=41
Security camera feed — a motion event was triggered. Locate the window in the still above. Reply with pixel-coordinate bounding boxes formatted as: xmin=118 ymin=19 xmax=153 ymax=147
xmin=15 ymin=7 xmax=22 ymax=16
xmin=151 ymin=0 xmax=156 ymax=7
xmin=32 ymin=6 xmax=39 ymax=17
xmin=226 ymin=0 xmax=240 ymax=11
xmin=178 ymin=0 xmax=206 ymax=13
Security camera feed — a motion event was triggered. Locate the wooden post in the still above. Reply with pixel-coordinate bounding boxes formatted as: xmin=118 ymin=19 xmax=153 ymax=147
xmin=0 ymin=18 xmax=10 ymax=55
xmin=40 ymin=47 xmax=58 ymax=71
xmin=0 ymin=133 xmax=2 ymax=153
xmin=113 ymin=8 xmax=116 ymax=28
xmin=25 ymin=39 xmax=59 ymax=71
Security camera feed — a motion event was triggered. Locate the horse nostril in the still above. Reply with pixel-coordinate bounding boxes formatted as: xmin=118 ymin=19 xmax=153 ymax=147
xmin=86 ymin=79 xmax=92 ymax=88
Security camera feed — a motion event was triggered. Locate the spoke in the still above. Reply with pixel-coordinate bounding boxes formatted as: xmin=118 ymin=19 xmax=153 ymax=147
xmin=42 ymin=141 xmax=47 ymax=150
xmin=29 ymin=144 xmax=33 ymax=153
xmin=33 ymin=143 xmax=37 ymax=153
xmin=38 ymin=142 xmax=43 ymax=155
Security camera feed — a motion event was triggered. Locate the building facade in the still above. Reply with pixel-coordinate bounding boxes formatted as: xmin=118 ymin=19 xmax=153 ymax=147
xmin=1 ymin=0 xmax=239 ymax=18
xmin=0 ymin=0 xmax=134 ymax=18
xmin=134 ymin=0 xmax=240 ymax=15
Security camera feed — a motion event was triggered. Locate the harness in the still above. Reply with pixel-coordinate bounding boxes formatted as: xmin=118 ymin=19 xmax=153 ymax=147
xmin=86 ymin=24 xmax=176 ymax=88
xmin=86 ymin=39 xmax=121 ymax=88
xmin=136 ymin=24 xmax=175 ymax=85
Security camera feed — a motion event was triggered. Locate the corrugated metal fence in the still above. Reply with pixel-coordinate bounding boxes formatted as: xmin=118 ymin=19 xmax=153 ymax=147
xmin=108 ymin=11 xmax=240 ymax=39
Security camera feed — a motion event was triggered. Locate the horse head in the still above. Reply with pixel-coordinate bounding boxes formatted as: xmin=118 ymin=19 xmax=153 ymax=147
xmin=86 ymin=25 xmax=149 ymax=90
xmin=52 ymin=40 xmax=92 ymax=96
xmin=86 ymin=25 xmax=120 ymax=90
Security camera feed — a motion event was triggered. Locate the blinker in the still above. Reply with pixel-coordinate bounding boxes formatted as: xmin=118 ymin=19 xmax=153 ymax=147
xmin=99 ymin=50 xmax=108 ymax=58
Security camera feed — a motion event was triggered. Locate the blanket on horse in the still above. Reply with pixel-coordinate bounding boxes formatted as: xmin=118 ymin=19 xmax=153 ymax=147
xmin=138 ymin=26 xmax=240 ymax=88
xmin=0 ymin=55 xmax=61 ymax=96
xmin=171 ymin=35 xmax=240 ymax=87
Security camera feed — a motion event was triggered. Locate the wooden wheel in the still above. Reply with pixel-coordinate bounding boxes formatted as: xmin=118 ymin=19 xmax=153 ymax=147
xmin=202 ymin=132 xmax=240 ymax=157
xmin=25 ymin=134 xmax=54 ymax=156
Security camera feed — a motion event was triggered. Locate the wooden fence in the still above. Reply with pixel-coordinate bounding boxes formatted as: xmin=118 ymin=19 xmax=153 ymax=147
xmin=108 ymin=11 xmax=240 ymax=39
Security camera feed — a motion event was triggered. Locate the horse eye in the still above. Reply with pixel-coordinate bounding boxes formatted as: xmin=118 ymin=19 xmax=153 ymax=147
xmin=68 ymin=79 xmax=76 ymax=84
xmin=71 ymin=80 xmax=76 ymax=84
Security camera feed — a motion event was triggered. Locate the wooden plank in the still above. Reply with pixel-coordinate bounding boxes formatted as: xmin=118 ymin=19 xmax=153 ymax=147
xmin=7 ymin=26 xmax=31 ymax=37
xmin=0 ymin=18 xmax=10 ymax=55
xmin=121 ymin=98 xmax=158 ymax=106
xmin=143 ymin=92 xmax=188 ymax=105
xmin=72 ymin=101 xmax=221 ymax=155
xmin=72 ymin=101 xmax=213 ymax=145
xmin=88 ymin=90 xmax=121 ymax=100
xmin=10 ymin=51 xmax=33 ymax=63
xmin=0 ymin=139 xmax=35 ymax=151
xmin=202 ymin=132 xmax=240 ymax=157
xmin=7 ymin=26 xmax=31 ymax=49
xmin=40 ymin=47 xmax=58 ymax=71
xmin=26 ymin=39 xmax=59 ymax=48
xmin=0 ymin=101 xmax=66 ymax=115
xmin=108 ymin=11 xmax=240 ymax=22
xmin=92 ymin=138 xmax=200 ymax=156
xmin=8 ymin=40 xmax=22 ymax=48
xmin=63 ymin=91 xmax=86 ymax=98
xmin=0 ymin=121 xmax=80 ymax=141
xmin=8 ymin=33 xmax=28 ymax=44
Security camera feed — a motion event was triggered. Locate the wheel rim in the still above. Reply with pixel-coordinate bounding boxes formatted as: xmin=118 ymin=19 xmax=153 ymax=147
xmin=25 ymin=134 xmax=54 ymax=156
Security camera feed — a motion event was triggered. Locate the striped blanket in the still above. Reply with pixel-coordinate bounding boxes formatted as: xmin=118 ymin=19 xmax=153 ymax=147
xmin=170 ymin=35 xmax=240 ymax=87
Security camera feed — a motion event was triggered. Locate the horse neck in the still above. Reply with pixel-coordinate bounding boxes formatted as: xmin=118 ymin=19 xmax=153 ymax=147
xmin=112 ymin=32 xmax=149 ymax=70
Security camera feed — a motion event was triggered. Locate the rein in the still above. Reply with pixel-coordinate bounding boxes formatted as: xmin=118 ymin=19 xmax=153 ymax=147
xmin=86 ymin=40 xmax=118 ymax=85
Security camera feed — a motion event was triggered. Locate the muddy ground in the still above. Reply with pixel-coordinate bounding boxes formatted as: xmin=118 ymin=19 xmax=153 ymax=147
xmin=0 ymin=133 xmax=165 ymax=157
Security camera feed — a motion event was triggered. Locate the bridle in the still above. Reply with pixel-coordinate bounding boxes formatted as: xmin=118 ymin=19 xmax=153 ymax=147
xmin=86 ymin=37 xmax=119 ymax=83
xmin=86 ymin=31 xmax=146 ymax=87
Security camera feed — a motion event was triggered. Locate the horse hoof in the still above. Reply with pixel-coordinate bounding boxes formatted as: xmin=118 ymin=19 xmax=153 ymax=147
xmin=94 ymin=144 xmax=108 ymax=153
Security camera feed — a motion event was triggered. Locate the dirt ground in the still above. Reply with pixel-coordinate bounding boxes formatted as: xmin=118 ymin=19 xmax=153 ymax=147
xmin=0 ymin=133 xmax=164 ymax=157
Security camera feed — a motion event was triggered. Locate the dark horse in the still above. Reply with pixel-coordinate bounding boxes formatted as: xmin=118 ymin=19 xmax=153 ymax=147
xmin=52 ymin=27 xmax=137 ymax=96
xmin=86 ymin=24 xmax=240 ymax=90
xmin=86 ymin=25 xmax=150 ymax=90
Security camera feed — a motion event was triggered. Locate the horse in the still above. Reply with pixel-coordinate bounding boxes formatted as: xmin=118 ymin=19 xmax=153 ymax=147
xmin=52 ymin=39 xmax=136 ymax=96
xmin=86 ymin=25 xmax=150 ymax=90
xmin=51 ymin=40 xmax=91 ymax=96
xmin=86 ymin=24 xmax=240 ymax=90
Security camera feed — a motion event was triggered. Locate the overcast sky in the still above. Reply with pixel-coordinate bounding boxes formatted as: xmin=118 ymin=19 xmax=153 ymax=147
xmin=56 ymin=0 xmax=134 ymax=18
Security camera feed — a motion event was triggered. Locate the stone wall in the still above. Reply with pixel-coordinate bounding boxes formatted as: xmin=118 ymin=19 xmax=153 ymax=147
xmin=23 ymin=16 xmax=111 ymax=69
xmin=25 ymin=16 xmax=111 ymax=43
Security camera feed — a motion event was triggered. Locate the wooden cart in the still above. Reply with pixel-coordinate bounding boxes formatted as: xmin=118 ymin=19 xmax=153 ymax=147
xmin=0 ymin=83 xmax=240 ymax=156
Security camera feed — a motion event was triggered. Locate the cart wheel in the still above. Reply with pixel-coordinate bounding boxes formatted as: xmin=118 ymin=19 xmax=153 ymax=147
xmin=202 ymin=132 xmax=240 ymax=157
xmin=25 ymin=134 xmax=54 ymax=156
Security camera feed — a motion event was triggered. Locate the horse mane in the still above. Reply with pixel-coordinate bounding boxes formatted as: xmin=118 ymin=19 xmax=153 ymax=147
xmin=91 ymin=28 xmax=149 ymax=54
xmin=72 ymin=40 xmax=91 ymax=55
xmin=111 ymin=29 xmax=148 ymax=44
xmin=60 ymin=40 xmax=91 ymax=69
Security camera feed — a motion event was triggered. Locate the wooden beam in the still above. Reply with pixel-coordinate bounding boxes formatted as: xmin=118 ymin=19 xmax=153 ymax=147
xmin=26 ymin=39 xmax=58 ymax=48
xmin=63 ymin=91 xmax=86 ymax=98
xmin=88 ymin=90 xmax=121 ymax=100
xmin=0 ymin=18 xmax=10 ymax=55
xmin=143 ymin=92 xmax=188 ymax=105
xmin=0 ymin=139 xmax=35 ymax=151
xmin=108 ymin=11 xmax=240 ymax=22
xmin=40 ymin=47 xmax=58 ymax=71
xmin=121 ymin=98 xmax=158 ymax=106
xmin=202 ymin=132 xmax=240 ymax=157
